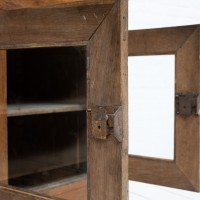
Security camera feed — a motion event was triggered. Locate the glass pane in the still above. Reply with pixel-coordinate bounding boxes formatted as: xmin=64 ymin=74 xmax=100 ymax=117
xmin=128 ymin=55 xmax=175 ymax=160
xmin=4 ymin=47 xmax=87 ymax=200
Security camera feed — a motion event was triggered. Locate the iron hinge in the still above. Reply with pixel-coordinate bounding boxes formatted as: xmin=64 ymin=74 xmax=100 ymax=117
xmin=175 ymin=93 xmax=200 ymax=116
xmin=87 ymin=106 xmax=123 ymax=142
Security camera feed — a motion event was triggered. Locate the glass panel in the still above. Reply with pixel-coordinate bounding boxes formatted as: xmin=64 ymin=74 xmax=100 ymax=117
xmin=128 ymin=55 xmax=175 ymax=160
xmin=5 ymin=47 xmax=87 ymax=200
xmin=129 ymin=0 xmax=200 ymax=30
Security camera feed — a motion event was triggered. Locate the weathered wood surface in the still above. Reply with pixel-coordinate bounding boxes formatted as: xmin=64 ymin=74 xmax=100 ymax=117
xmin=0 ymin=0 xmax=114 ymax=10
xmin=128 ymin=25 xmax=200 ymax=191
xmin=0 ymin=0 xmax=128 ymax=199
xmin=199 ymin=27 xmax=200 ymax=191
xmin=0 ymin=4 xmax=113 ymax=48
xmin=88 ymin=0 xmax=128 ymax=199
xmin=175 ymin=27 xmax=200 ymax=191
xmin=42 ymin=179 xmax=87 ymax=200
xmin=0 ymin=50 xmax=8 ymax=184
xmin=0 ymin=185 xmax=58 ymax=200
xmin=129 ymin=156 xmax=195 ymax=190
xmin=8 ymin=103 xmax=86 ymax=117
xmin=129 ymin=25 xmax=197 ymax=55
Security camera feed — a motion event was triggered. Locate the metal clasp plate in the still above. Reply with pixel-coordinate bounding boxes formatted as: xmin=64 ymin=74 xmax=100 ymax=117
xmin=175 ymin=93 xmax=199 ymax=116
xmin=88 ymin=106 xmax=123 ymax=142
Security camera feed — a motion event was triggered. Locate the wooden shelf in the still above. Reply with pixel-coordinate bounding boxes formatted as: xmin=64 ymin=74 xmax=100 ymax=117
xmin=8 ymin=103 xmax=86 ymax=117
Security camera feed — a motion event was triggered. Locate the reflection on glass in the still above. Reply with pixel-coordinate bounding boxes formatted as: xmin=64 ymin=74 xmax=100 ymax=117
xmin=5 ymin=47 xmax=87 ymax=199
xmin=128 ymin=55 xmax=175 ymax=160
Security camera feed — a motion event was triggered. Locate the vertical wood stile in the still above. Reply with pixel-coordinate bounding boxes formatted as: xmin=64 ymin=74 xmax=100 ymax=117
xmin=0 ymin=50 xmax=8 ymax=184
xmin=87 ymin=0 xmax=128 ymax=199
xmin=175 ymin=27 xmax=200 ymax=191
xmin=120 ymin=0 xmax=128 ymax=199
xmin=198 ymin=26 xmax=200 ymax=191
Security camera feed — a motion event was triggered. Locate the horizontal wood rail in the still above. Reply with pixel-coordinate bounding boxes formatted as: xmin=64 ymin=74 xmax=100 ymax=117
xmin=0 ymin=0 xmax=114 ymax=10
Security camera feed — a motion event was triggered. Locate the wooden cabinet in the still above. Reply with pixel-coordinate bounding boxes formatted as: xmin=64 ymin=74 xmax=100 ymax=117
xmin=0 ymin=0 xmax=128 ymax=200
xmin=3 ymin=1 xmax=199 ymax=199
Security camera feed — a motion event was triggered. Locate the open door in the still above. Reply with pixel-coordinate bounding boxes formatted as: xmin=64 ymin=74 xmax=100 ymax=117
xmin=128 ymin=25 xmax=200 ymax=192
xmin=0 ymin=0 xmax=128 ymax=200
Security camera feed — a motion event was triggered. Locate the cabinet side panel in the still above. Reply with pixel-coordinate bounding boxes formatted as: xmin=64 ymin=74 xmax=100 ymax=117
xmin=120 ymin=0 xmax=128 ymax=199
xmin=199 ymin=26 xmax=200 ymax=191
xmin=0 ymin=50 xmax=8 ymax=183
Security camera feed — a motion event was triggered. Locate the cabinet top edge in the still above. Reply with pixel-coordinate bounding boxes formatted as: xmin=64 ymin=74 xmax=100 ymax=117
xmin=0 ymin=0 xmax=115 ymax=11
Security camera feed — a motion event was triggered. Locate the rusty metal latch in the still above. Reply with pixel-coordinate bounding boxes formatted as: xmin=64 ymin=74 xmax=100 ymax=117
xmin=175 ymin=93 xmax=200 ymax=116
xmin=87 ymin=106 xmax=123 ymax=142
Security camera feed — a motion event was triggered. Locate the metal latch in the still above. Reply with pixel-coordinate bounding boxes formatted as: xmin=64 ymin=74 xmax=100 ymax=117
xmin=87 ymin=106 xmax=123 ymax=142
xmin=175 ymin=93 xmax=199 ymax=116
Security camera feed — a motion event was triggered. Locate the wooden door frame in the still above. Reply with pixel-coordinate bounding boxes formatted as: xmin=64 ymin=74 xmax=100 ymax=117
xmin=128 ymin=25 xmax=200 ymax=192
xmin=0 ymin=0 xmax=128 ymax=199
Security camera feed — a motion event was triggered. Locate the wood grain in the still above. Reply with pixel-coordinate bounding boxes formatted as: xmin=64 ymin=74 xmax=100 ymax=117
xmin=0 ymin=50 xmax=8 ymax=184
xmin=42 ymin=179 xmax=86 ymax=197
xmin=7 ymin=103 xmax=86 ymax=117
xmin=88 ymin=0 xmax=128 ymax=199
xmin=128 ymin=25 xmax=200 ymax=192
xmin=119 ymin=0 xmax=128 ymax=199
xmin=0 ymin=4 xmax=113 ymax=48
xmin=175 ymin=27 xmax=200 ymax=191
xmin=0 ymin=0 xmax=114 ymax=10
xmin=199 ymin=27 xmax=200 ymax=192
xmin=129 ymin=25 xmax=197 ymax=56
xmin=129 ymin=156 xmax=195 ymax=190
xmin=0 ymin=41 xmax=88 ymax=50
xmin=0 ymin=1 xmax=128 ymax=200
xmin=0 ymin=185 xmax=58 ymax=200
xmin=58 ymin=186 xmax=86 ymax=200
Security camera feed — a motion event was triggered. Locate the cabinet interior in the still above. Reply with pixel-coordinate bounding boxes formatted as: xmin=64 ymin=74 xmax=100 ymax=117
xmin=6 ymin=46 xmax=87 ymax=197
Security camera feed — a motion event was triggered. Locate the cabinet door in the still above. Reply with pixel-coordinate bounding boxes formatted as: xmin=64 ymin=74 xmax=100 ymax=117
xmin=128 ymin=25 xmax=200 ymax=192
xmin=0 ymin=1 xmax=128 ymax=200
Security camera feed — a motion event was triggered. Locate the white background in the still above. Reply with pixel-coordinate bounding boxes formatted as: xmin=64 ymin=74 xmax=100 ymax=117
xmin=128 ymin=0 xmax=200 ymax=199
xmin=129 ymin=55 xmax=175 ymax=160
